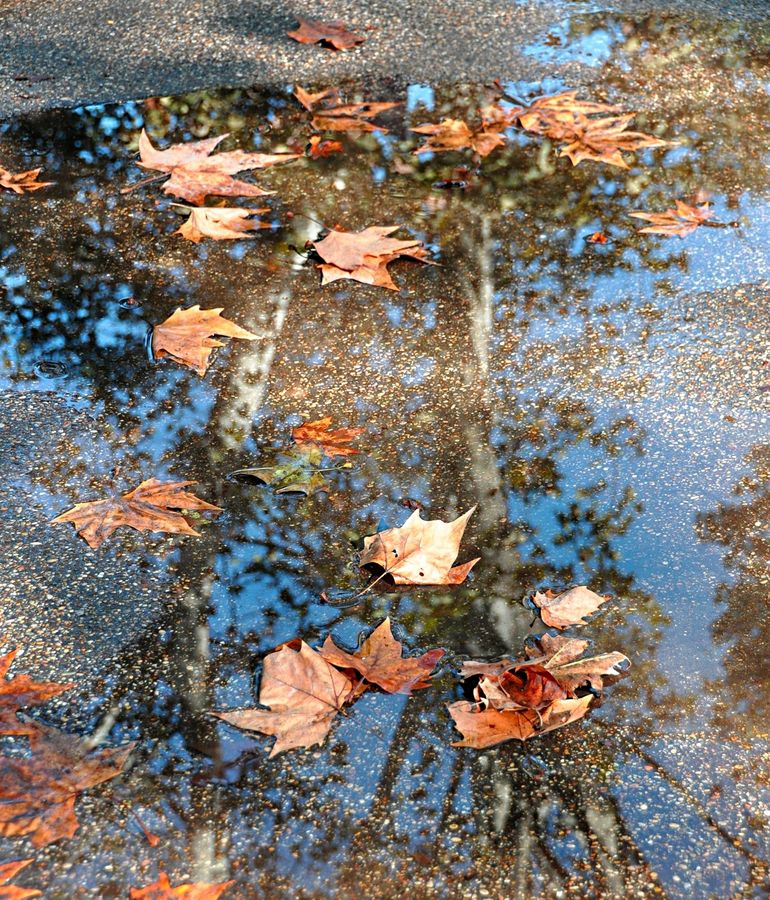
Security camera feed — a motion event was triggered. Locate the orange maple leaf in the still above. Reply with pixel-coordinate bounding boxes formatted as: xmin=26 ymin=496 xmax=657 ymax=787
xmin=0 ymin=165 xmax=52 ymax=194
xmin=287 ymin=18 xmax=365 ymax=51
xmin=173 ymin=206 xmax=271 ymax=243
xmin=292 ymin=416 xmax=364 ymax=457
xmin=0 ymin=859 xmax=41 ymax=899
xmin=129 ymin=871 xmax=233 ymax=899
xmin=411 ymin=118 xmax=507 ymax=158
xmin=294 ymin=87 xmax=399 ymax=133
xmin=629 ymin=200 xmax=714 ymax=237
xmin=0 ymin=648 xmax=73 ymax=736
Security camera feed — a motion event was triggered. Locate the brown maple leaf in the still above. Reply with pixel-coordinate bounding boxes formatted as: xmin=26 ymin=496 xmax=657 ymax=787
xmin=448 ymin=694 xmax=593 ymax=749
xmin=359 ymin=506 xmax=480 ymax=585
xmin=0 ymin=165 xmax=52 ymax=194
xmin=475 ymin=664 xmax=572 ymax=712
xmin=292 ymin=417 xmax=364 ymax=457
xmin=509 ymin=91 xmax=671 ymax=168
xmin=629 ymin=200 xmax=714 ymax=237
xmin=129 ymin=871 xmax=233 ymax=899
xmin=287 ymin=18 xmax=365 ymax=51
xmin=294 ymin=87 xmax=399 ymax=133
xmin=0 ymin=722 xmax=134 ymax=847
xmin=307 ymin=135 xmax=344 ymax=158
xmin=0 ymin=648 xmax=73 ymax=736
xmin=528 ymin=585 xmax=611 ymax=629
xmin=174 ymin=206 xmax=271 ymax=243
xmin=52 ymin=478 xmax=221 ymax=549
xmin=152 ymin=305 xmax=259 ymax=375
xmin=136 ymin=130 xmax=299 ymax=205
xmin=213 ymin=641 xmax=355 ymax=757
xmin=526 ymin=634 xmax=630 ymax=693
xmin=411 ymin=118 xmax=506 ymax=158
xmin=320 ymin=618 xmax=445 ymax=694
xmin=311 ymin=225 xmax=433 ymax=290
xmin=0 ymin=859 xmax=41 ymax=900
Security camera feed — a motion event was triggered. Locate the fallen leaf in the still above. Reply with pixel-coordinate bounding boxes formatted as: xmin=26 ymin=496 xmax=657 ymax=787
xmin=292 ymin=417 xmax=364 ymax=457
xmin=320 ymin=618 xmax=445 ymax=694
xmin=174 ymin=206 xmax=271 ymax=243
xmin=129 ymin=871 xmax=233 ymax=899
xmin=311 ymin=225 xmax=433 ymax=290
xmin=307 ymin=135 xmax=344 ymax=158
xmin=528 ymin=586 xmax=611 ymax=629
xmin=359 ymin=506 xmax=480 ymax=585
xmin=52 ymin=478 xmax=221 ymax=549
xmin=0 ymin=722 xmax=133 ymax=847
xmin=287 ymin=18 xmax=365 ymax=51
xmin=213 ymin=641 xmax=355 ymax=757
xmin=232 ymin=446 xmax=339 ymax=496
xmin=509 ymin=92 xmax=671 ymax=168
xmin=587 ymin=231 xmax=608 ymax=244
xmin=411 ymin=118 xmax=506 ymax=158
xmin=0 ymin=648 xmax=73 ymax=736
xmin=0 ymin=166 xmax=52 ymax=194
xmin=152 ymin=305 xmax=259 ymax=375
xmin=294 ymin=87 xmax=399 ymax=133
xmin=629 ymin=200 xmax=714 ymax=237
xmin=137 ymin=130 xmax=299 ymax=204
xmin=476 ymin=664 xmax=572 ymax=711
xmin=448 ymin=695 xmax=593 ymax=749
xmin=0 ymin=859 xmax=41 ymax=899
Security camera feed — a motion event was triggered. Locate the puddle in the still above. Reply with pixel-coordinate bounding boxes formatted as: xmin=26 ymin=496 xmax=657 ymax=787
xmin=1 ymin=10 xmax=770 ymax=898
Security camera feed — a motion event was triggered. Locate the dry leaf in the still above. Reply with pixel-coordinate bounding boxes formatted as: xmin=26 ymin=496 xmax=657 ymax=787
xmin=307 ymin=135 xmax=344 ymax=158
xmin=476 ymin=664 xmax=572 ymax=711
xmin=52 ymin=478 xmax=221 ymax=549
xmin=0 ymin=859 xmax=41 ymax=900
xmin=174 ymin=206 xmax=271 ymax=243
xmin=0 ymin=166 xmax=52 ymax=194
xmin=129 ymin=871 xmax=233 ymax=899
xmin=411 ymin=118 xmax=506 ymax=158
xmin=526 ymin=634 xmax=630 ymax=692
xmin=152 ymin=305 xmax=259 ymax=375
xmin=311 ymin=225 xmax=432 ymax=291
xmin=292 ymin=417 xmax=363 ymax=457
xmin=587 ymin=231 xmax=608 ymax=244
xmin=137 ymin=130 xmax=299 ymax=204
xmin=629 ymin=200 xmax=714 ymax=237
xmin=320 ymin=618 xmax=445 ymax=694
xmin=213 ymin=641 xmax=355 ymax=757
xmin=0 ymin=722 xmax=133 ymax=847
xmin=448 ymin=695 xmax=593 ymax=749
xmin=359 ymin=506 xmax=480 ymax=585
xmin=0 ymin=648 xmax=73 ymax=736
xmin=294 ymin=87 xmax=399 ymax=133
xmin=528 ymin=586 xmax=611 ymax=629
xmin=287 ymin=18 xmax=365 ymax=51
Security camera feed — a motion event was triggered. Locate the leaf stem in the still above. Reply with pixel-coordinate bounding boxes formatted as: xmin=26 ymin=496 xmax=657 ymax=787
xmin=120 ymin=173 xmax=169 ymax=195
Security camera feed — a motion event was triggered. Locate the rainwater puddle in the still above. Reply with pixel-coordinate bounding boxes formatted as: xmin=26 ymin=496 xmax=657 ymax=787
xmin=1 ymin=10 xmax=769 ymax=898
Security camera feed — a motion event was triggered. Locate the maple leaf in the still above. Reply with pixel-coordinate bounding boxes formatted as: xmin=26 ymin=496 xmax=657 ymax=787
xmin=0 ymin=722 xmax=134 ymax=847
xmin=359 ymin=506 xmax=480 ymax=586
xmin=307 ymin=135 xmax=344 ymax=159
xmin=411 ymin=118 xmax=507 ymax=158
xmin=629 ymin=200 xmax=714 ymax=237
xmin=320 ymin=618 xmax=445 ymax=694
xmin=0 ymin=648 xmax=73 ymax=736
xmin=509 ymin=91 xmax=671 ymax=168
xmin=213 ymin=641 xmax=355 ymax=757
xmin=475 ymin=664 xmax=572 ymax=712
xmin=0 ymin=859 xmax=40 ymax=900
xmin=527 ymin=585 xmax=611 ymax=629
xmin=174 ymin=206 xmax=271 ymax=243
xmin=294 ymin=87 xmax=399 ymax=133
xmin=310 ymin=225 xmax=432 ymax=291
xmin=129 ymin=871 xmax=233 ymax=899
xmin=447 ymin=694 xmax=593 ymax=749
xmin=52 ymin=478 xmax=221 ymax=549
xmin=152 ymin=305 xmax=259 ymax=375
xmin=526 ymin=634 xmax=630 ymax=693
xmin=292 ymin=417 xmax=364 ymax=457
xmin=232 ymin=445 xmax=351 ymax=496
xmin=287 ymin=18 xmax=365 ymax=51
xmin=136 ymin=130 xmax=299 ymax=205
xmin=0 ymin=165 xmax=52 ymax=194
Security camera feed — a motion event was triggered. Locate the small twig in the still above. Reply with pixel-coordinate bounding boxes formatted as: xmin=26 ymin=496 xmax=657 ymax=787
xmin=702 ymin=219 xmax=741 ymax=229
xmin=120 ymin=173 xmax=168 ymax=195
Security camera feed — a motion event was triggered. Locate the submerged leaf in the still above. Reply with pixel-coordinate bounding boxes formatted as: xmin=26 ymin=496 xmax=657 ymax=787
xmin=129 ymin=871 xmax=233 ymax=899
xmin=0 ymin=859 xmax=41 ymax=899
xmin=292 ymin=417 xmax=364 ymax=457
xmin=528 ymin=586 xmax=611 ymax=629
xmin=0 ymin=648 xmax=73 ymax=736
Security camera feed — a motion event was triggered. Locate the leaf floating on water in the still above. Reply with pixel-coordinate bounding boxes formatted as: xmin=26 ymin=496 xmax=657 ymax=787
xmin=51 ymin=478 xmax=221 ymax=549
xmin=294 ymin=86 xmax=399 ymax=133
xmin=129 ymin=871 xmax=234 ymax=899
xmin=152 ymin=305 xmax=259 ymax=376
xmin=527 ymin=585 xmax=611 ymax=629
xmin=287 ymin=18 xmax=366 ymax=51
xmin=587 ymin=231 xmax=608 ymax=244
xmin=0 ymin=722 xmax=134 ymax=847
xmin=411 ymin=118 xmax=507 ymax=158
xmin=359 ymin=506 xmax=480 ymax=585
xmin=629 ymin=200 xmax=715 ymax=237
xmin=173 ymin=206 xmax=271 ymax=243
xmin=0 ymin=648 xmax=73 ymax=736
xmin=0 ymin=165 xmax=52 ymax=194
xmin=292 ymin=416 xmax=364 ymax=457
xmin=320 ymin=618 xmax=445 ymax=694
xmin=0 ymin=859 xmax=41 ymax=899
xmin=307 ymin=136 xmax=344 ymax=158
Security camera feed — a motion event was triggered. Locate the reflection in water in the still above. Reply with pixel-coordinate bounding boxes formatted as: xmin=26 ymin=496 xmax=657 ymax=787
xmin=1 ymin=8 xmax=770 ymax=896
